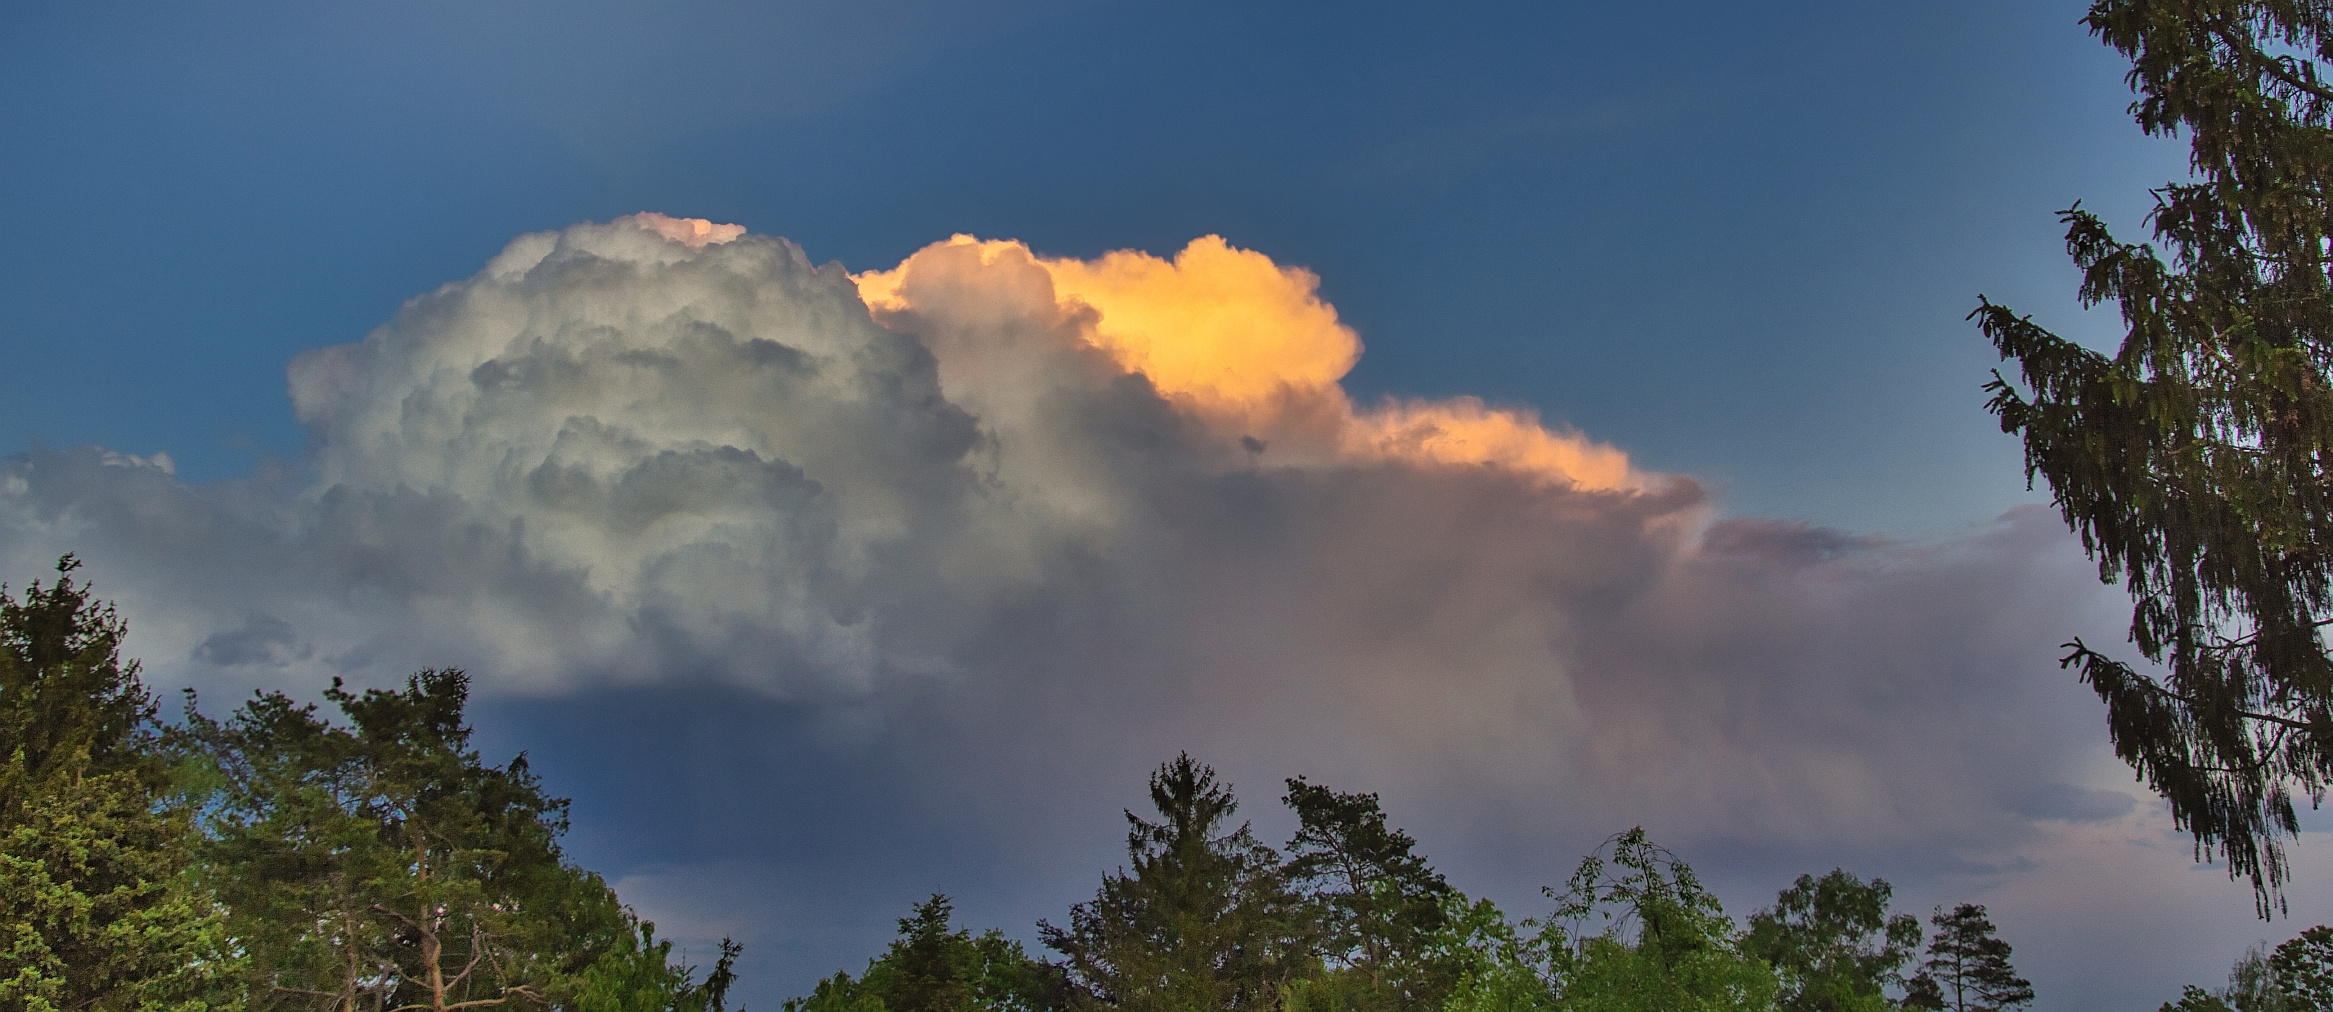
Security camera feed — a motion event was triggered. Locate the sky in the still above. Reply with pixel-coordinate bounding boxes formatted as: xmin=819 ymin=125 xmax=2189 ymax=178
xmin=0 ymin=2 xmax=2300 ymax=1009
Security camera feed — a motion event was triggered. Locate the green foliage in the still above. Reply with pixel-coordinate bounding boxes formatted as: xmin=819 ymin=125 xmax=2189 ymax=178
xmin=787 ymin=769 xmax=2047 ymax=1012
xmin=2161 ymin=985 xmax=2239 ymax=1012
xmin=0 ymin=556 xmax=2064 ymax=1012
xmin=1905 ymin=905 xmax=2031 ymax=1012
xmin=1971 ymin=0 xmax=2333 ymax=912
xmin=785 ymin=895 xmax=1061 ymax=1012
xmin=789 ymin=974 xmax=890 ymax=1012
xmin=1741 ymin=870 xmax=1919 ymax=1012
xmin=1430 ymin=898 xmax=1557 ymax=1012
xmin=569 ymin=922 xmax=738 ymax=1012
xmin=1280 ymin=777 xmax=1461 ymax=1012
xmin=0 ymin=557 xmax=727 ymax=1011
xmin=0 ymin=557 xmax=239 ymax=1012
xmin=0 ymin=758 xmax=239 ymax=1012
xmin=2263 ymin=925 xmax=2333 ymax=1007
xmin=0 ymin=557 xmax=158 ymax=793
xmin=1040 ymin=755 xmax=1312 ymax=1012
xmin=186 ymin=668 xmax=726 ymax=1012
xmin=2166 ymin=924 xmax=2333 ymax=1011
xmin=1532 ymin=829 xmax=1777 ymax=1012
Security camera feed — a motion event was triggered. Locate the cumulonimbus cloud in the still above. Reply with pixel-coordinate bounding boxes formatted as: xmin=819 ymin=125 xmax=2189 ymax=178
xmin=0 ymin=213 xmax=2133 ymax=872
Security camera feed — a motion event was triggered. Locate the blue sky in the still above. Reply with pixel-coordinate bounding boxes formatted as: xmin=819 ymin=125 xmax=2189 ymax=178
xmin=0 ymin=3 xmax=2284 ymax=1010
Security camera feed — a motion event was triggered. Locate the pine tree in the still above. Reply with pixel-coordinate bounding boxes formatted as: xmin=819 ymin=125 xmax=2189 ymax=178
xmin=1906 ymin=905 xmax=2032 ymax=1012
xmin=188 ymin=667 xmax=730 ymax=1011
xmin=1280 ymin=776 xmax=1459 ymax=1011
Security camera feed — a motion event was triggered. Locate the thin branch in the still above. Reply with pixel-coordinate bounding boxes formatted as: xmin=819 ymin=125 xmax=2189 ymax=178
xmin=442 ymin=921 xmax=490 ymax=993
xmin=2117 ymin=664 xmax=2319 ymax=731
xmin=385 ymin=985 xmax=545 ymax=1012
xmin=2206 ymin=18 xmax=2333 ymax=108
xmin=369 ymin=903 xmax=421 ymax=930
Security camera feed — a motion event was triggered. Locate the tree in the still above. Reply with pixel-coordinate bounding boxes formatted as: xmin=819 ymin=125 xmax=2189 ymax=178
xmin=785 ymin=894 xmax=1062 ymax=1012
xmin=1278 ymin=777 xmax=1459 ymax=1011
xmin=2163 ymin=923 xmax=2333 ymax=1011
xmin=2264 ymin=924 xmax=2333 ymax=1007
xmin=1535 ymin=829 xmax=1778 ymax=1012
xmin=568 ymin=923 xmax=738 ymax=1012
xmin=1430 ymin=898 xmax=1555 ymax=1012
xmin=0 ymin=556 xmax=239 ymax=1011
xmin=188 ymin=668 xmax=728 ymax=1012
xmin=1904 ymin=905 xmax=2031 ymax=1012
xmin=1742 ymin=870 xmax=1921 ymax=1012
xmin=1040 ymin=755 xmax=1312 ymax=1012
xmin=1971 ymin=0 xmax=2333 ymax=912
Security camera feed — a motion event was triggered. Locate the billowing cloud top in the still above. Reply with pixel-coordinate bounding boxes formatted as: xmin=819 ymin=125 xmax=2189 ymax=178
xmin=228 ymin=214 xmax=1652 ymax=695
xmin=857 ymin=233 xmax=1635 ymax=490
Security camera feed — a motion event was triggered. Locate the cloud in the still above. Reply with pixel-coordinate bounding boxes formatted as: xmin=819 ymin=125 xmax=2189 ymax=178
xmin=857 ymin=233 xmax=1635 ymax=490
xmin=0 ymin=212 xmax=2122 ymax=839
xmin=0 ymin=214 xmax=2242 ymax=1008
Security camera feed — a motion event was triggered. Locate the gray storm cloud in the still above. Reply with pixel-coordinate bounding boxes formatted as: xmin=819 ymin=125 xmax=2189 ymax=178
xmin=0 ymin=216 xmax=2165 ymax=951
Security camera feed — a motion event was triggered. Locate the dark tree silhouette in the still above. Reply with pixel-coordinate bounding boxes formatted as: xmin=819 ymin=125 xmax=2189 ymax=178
xmin=1904 ymin=905 xmax=2032 ymax=1012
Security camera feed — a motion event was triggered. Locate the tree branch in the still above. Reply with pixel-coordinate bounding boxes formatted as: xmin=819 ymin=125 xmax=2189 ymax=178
xmin=2205 ymin=18 xmax=2333 ymax=109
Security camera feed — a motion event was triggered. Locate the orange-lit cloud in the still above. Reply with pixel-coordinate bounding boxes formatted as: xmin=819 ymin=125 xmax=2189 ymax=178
xmin=856 ymin=234 xmax=1635 ymax=491
xmin=631 ymin=212 xmax=747 ymax=247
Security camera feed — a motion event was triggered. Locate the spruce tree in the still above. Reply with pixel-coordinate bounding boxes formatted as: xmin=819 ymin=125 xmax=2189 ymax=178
xmin=1041 ymin=755 xmax=1312 ymax=1012
xmin=1972 ymin=0 xmax=2333 ymax=912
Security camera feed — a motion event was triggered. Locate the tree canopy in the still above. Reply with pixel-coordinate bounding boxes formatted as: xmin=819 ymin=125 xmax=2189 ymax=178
xmin=0 ymin=561 xmax=2089 ymax=1011
xmin=0 ymin=557 xmax=236 ymax=1012
xmin=0 ymin=556 xmax=736 ymax=1012
xmin=185 ymin=668 xmax=735 ymax=1012
xmin=1281 ymin=776 xmax=1460 ymax=1012
xmin=1742 ymin=871 xmax=1921 ymax=1012
xmin=784 ymin=894 xmax=1062 ymax=1012
xmin=1040 ymin=754 xmax=1312 ymax=1012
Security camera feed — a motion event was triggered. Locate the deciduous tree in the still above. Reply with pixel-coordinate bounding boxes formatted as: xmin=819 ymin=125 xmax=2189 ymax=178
xmin=1742 ymin=869 xmax=1919 ymax=1012
xmin=2162 ymin=923 xmax=2333 ymax=1011
xmin=1536 ymin=829 xmax=1777 ymax=1012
